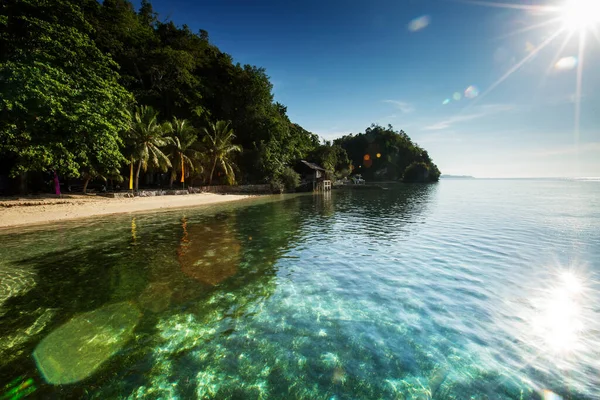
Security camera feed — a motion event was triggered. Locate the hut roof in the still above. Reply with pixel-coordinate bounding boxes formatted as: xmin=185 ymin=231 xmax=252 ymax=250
xmin=300 ymin=160 xmax=327 ymax=171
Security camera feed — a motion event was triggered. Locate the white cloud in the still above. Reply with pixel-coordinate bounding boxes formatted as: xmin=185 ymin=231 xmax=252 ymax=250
xmin=382 ymin=100 xmax=415 ymax=113
xmin=423 ymin=104 xmax=515 ymax=131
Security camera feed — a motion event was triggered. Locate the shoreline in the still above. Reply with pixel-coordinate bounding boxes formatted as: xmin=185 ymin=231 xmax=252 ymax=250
xmin=0 ymin=193 xmax=257 ymax=229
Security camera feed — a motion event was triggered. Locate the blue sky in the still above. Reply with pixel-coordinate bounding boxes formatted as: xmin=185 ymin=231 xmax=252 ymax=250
xmin=134 ymin=0 xmax=600 ymax=177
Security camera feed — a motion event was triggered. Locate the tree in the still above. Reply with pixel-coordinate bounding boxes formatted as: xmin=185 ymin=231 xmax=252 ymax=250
xmin=402 ymin=161 xmax=440 ymax=183
xmin=200 ymin=121 xmax=241 ymax=185
xmin=0 ymin=0 xmax=327 ymax=191
xmin=280 ymin=167 xmax=300 ymax=192
xmin=335 ymin=124 xmax=441 ymax=182
xmin=81 ymin=167 xmax=123 ymax=194
xmin=0 ymin=0 xmax=132 ymax=180
xmin=309 ymin=142 xmax=351 ymax=176
xmin=165 ymin=117 xmax=201 ymax=188
xmin=127 ymin=105 xmax=172 ymax=191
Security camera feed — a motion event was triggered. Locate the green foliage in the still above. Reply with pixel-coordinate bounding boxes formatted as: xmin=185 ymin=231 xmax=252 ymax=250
xmin=0 ymin=0 xmax=132 ymax=177
xmin=85 ymin=0 xmax=321 ymax=184
xmin=127 ymin=105 xmax=173 ymax=190
xmin=165 ymin=117 xmax=201 ymax=187
xmin=0 ymin=0 xmax=439 ymax=191
xmin=200 ymin=121 xmax=242 ymax=185
xmin=279 ymin=167 xmax=301 ymax=192
xmin=335 ymin=124 xmax=440 ymax=182
xmin=402 ymin=162 xmax=429 ymax=183
xmin=309 ymin=142 xmax=351 ymax=176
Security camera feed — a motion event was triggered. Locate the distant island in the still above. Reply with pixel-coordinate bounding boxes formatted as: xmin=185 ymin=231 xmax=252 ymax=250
xmin=440 ymin=175 xmax=475 ymax=179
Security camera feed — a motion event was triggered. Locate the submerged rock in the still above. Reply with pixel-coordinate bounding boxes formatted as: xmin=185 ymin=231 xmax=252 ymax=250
xmin=33 ymin=301 xmax=141 ymax=385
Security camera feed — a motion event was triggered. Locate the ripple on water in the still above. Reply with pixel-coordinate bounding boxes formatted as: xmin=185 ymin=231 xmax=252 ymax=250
xmin=0 ymin=181 xmax=598 ymax=399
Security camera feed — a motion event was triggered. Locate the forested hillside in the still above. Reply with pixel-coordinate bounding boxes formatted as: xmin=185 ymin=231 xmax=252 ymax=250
xmin=0 ymin=0 xmax=440 ymax=193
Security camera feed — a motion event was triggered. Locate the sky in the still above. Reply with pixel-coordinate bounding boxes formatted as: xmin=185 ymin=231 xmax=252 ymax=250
xmin=133 ymin=0 xmax=600 ymax=177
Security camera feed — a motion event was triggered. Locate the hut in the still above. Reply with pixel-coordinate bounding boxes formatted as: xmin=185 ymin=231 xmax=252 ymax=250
xmin=296 ymin=160 xmax=331 ymax=192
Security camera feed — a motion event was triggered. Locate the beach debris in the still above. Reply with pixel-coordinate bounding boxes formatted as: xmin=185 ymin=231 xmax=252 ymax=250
xmin=33 ymin=302 xmax=141 ymax=384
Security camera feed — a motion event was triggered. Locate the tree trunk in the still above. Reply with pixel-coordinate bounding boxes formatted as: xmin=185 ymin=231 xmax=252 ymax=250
xmin=82 ymin=177 xmax=91 ymax=194
xmin=19 ymin=172 xmax=27 ymax=195
xmin=169 ymin=170 xmax=175 ymax=188
xmin=208 ymin=157 xmax=217 ymax=186
xmin=135 ymin=160 xmax=143 ymax=192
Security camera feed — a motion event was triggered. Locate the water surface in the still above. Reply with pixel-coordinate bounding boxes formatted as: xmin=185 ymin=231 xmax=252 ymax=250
xmin=1 ymin=180 xmax=599 ymax=399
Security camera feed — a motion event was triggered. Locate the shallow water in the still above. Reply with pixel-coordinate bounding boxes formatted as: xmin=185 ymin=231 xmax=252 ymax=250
xmin=0 ymin=180 xmax=599 ymax=399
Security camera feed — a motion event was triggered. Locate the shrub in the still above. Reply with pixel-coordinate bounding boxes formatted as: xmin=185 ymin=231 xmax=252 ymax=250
xmin=402 ymin=162 xmax=430 ymax=183
xmin=280 ymin=167 xmax=301 ymax=192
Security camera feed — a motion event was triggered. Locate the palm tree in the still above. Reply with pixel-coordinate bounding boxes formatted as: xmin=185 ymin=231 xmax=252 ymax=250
xmin=127 ymin=105 xmax=172 ymax=191
xmin=200 ymin=121 xmax=241 ymax=185
xmin=165 ymin=117 xmax=202 ymax=188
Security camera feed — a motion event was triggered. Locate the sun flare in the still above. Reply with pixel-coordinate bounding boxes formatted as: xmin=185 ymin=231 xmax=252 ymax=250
xmin=561 ymin=0 xmax=600 ymax=31
xmin=464 ymin=0 xmax=600 ymax=146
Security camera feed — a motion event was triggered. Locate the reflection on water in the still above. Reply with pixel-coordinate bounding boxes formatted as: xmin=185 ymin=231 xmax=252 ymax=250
xmin=0 ymin=265 xmax=36 ymax=315
xmin=0 ymin=181 xmax=598 ymax=399
xmin=532 ymin=271 xmax=585 ymax=354
xmin=178 ymin=215 xmax=241 ymax=285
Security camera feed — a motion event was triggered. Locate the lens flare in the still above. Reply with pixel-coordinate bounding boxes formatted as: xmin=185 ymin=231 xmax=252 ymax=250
xmin=463 ymin=0 xmax=599 ymax=147
xmin=442 ymin=99 xmax=451 ymax=105
xmin=464 ymin=85 xmax=480 ymax=99
xmin=408 ymin=15 xmax=431 ymax=32
xmin=554 ymin=56 xmax=578 ymax=70
xmin=453 ymin=92 xmax=462 ymax=101
xmin=525 ymin=41 xmax=536 ymax=52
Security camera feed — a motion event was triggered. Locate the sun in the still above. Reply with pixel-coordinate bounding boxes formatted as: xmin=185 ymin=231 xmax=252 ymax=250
xmin=461 ymin=0 xmax=600 ymax=145
xmin=560 ymin=0 xmax=600 ymax=31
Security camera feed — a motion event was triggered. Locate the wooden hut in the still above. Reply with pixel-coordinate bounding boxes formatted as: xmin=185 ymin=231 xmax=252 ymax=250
xmin=296 ymin=160 xmax=331 ymax=192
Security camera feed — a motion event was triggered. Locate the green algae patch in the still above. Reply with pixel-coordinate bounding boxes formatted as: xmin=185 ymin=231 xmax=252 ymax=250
xmin=33 ymin=302 xmax=141 ymax=385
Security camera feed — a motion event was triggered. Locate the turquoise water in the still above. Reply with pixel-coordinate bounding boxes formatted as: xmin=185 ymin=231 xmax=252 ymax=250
xmin=1 ymin=180 xmax=599 ymax=399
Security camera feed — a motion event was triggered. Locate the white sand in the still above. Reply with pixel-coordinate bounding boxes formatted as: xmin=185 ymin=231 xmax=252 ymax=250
xmin=0 ymin=193 xmax=253 ymax=228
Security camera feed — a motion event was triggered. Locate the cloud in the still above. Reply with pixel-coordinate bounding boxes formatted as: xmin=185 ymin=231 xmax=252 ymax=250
xmin=423 ymin=104 xmax=514 ymax=131
xmin=382 ymin=100 xmax=415 ymax=113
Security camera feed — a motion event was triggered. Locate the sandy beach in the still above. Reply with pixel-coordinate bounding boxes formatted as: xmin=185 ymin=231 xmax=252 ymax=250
xmin=0 ymin=193 xmax=254 ymax=228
